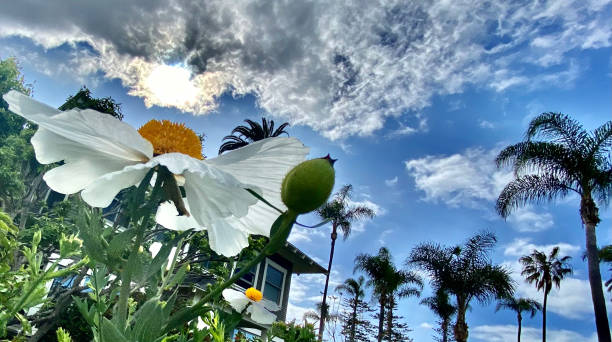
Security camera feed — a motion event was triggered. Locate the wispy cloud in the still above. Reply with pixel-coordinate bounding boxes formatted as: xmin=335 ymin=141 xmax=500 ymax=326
xmin=503 ymin=238 xmax=581 ymax=258
xmin=385 ymin=176 xmax=398 ymax=187
xmin=0 ymin=0 xmax=609 ymax=139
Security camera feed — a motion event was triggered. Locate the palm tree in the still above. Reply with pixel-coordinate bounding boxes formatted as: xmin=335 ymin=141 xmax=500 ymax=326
xmin=336 ymin=276 xmax=368 ymax=342
xmin=355 ymin=247 xmax=415 ymax=342
xmin=317 ymin=185 xmax=375 ymax=341
xmin=420 ymin=288 xmax=456 ymax=342
xmin=409 ymin=232 xmax=514 ymax=342
xmin=218 ymin=117 xmax=289 ymax=154
xmin=496 ymin=112 xmax=611 ymax=341
xmin=520 ymin=247 xmax=572 ymax=342
xmin=382 ymin=269 xmax=423 ymax=342
xmin=495 ymin=296 xmax=542 ymax=342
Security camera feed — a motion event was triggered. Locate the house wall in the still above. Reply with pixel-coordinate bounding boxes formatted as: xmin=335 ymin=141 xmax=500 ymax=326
xmin=254 ymin=254 xmax=293 ymax=322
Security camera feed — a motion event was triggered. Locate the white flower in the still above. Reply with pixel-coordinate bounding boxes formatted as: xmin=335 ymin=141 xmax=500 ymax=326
xmin=222 ymin=287 xmax=279 ymax=325
xmin=4 ymin=91 xmax=309 ymax=256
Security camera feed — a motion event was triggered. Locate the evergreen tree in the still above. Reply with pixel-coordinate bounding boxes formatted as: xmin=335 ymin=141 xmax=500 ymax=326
xmin=378 ymin=300 xmax=413 ymax=342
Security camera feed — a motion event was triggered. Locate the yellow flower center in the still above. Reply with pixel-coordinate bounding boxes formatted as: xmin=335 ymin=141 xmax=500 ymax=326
xmin=245 ymin=287 xmax=263 ymax=302
xmin=138 ymin=119 xmax=203 ymax=160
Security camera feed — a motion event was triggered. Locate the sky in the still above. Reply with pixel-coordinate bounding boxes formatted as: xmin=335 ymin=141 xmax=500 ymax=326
xmin=0 ymin=0 xmax=611 ymax=341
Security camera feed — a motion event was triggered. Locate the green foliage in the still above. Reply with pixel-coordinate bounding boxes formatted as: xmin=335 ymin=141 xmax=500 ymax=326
xmin=269 ymin=321 xmax=317 ymax=342
xmin=0 ymin=57 xmax=32 ymax=139
xmin=0 ymin=224 xmax=86 ymax=338
xmin=55 ymin=327 xmax=72 ymax=342
xmin=219 ymin=118 xmax=289 ymax=155
xmin=58 ymin=86 xmax=124 ymax=121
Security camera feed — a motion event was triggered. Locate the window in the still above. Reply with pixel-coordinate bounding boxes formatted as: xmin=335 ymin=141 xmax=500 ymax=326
xmin=262 ymin=259 xmax=286 ymax=305
xmin=234 ymin=265 xmax=259 ymax=290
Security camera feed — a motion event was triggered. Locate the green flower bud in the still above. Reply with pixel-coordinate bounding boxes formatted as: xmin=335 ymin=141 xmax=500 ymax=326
xmin=32 ymin=230 xmax=42 ymax=247
xmin=281 ymin=155 xmax=336 ymax=214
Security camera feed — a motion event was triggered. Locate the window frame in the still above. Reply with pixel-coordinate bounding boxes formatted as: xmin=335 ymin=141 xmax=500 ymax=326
xmin=232 ymin=263 xmax=260 ymax=291
xmin=261 ymin=258 xmax=287 ymax=306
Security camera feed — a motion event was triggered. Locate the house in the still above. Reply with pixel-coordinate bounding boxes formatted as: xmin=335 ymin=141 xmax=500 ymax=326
xmin=184 ymin=240 xmax=327 ymax=341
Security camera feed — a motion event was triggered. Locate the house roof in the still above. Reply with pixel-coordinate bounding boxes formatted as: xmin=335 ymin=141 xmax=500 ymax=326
xmin=277 ymin=241 xmax=327 ymax=275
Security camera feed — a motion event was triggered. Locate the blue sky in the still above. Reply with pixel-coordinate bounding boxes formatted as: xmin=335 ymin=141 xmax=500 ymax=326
xmin=1 ymin=1 xmax=611 ymax=340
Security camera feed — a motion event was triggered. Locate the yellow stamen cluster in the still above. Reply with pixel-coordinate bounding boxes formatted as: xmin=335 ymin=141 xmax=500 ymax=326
xmin=245 ymin=287 xmax=263 ymax=302
xmin=138 ymin=119 xmax=203 ymax=160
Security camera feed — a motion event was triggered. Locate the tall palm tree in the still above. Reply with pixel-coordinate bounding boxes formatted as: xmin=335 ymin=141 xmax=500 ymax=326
xmin=317 ymin=185 xmax=375 ymax=341
xmin=218 ymin=117 xmax=289 ymax=154
xmin=382 ymin=269 xmax=423 ymax=342
xmin=495 ymin=296 xmax=542 ymax=342
xmin=496 ymin=112 xmax=611 ymax=341
xmin=420 ymin=288 xmax=456 ymax=342
xmin=520 ymin=247 xmax=572 ymax=342
xmin=409 ymin=232 xmax=514 ymax=342
xmin=336 ymin=276 xmax=368 ymax=342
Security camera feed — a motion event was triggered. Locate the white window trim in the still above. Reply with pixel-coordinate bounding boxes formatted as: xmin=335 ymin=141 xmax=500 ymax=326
xmin=231 ymin=262 xmax=260 ymax=291
xmin=261 ymin=258 xmax=287 ymax=306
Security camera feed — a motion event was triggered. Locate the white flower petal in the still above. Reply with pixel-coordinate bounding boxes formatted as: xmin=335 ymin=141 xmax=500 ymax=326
xmin=247 ymin=303 xmax=277 ymax=325
xmin=207 ymin=218 xmax=250 ymax=257
xmin=262 ymin=299 xmax=281 ymax=312
xmin=5 ymin=92 xmax=153 ymax=161
xmin=207 ymin=137 xmax=309 ymax=236
xmin=155 ymin=200 xmax=200 ymax=231
xmin=3 ymin=90 xmax=60 ymax=117
xmin=81 ymin=163 xmax=152 ymax=208
xmin=43 ymin=155 xmax=138 ymax=195
xmin=222 ymin=289 xmax=250 ymax=312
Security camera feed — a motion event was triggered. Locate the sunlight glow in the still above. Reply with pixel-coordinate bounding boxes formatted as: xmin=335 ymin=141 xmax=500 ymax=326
xmin=146 ymin=64 xmax=198 ymax=108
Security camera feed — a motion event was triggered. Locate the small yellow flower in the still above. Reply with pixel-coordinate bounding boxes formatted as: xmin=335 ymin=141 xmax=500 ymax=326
xmin=245 ymin=287 xmax=263 ymax=302
xmin=223 ymin=288 xmax=279 ymax=325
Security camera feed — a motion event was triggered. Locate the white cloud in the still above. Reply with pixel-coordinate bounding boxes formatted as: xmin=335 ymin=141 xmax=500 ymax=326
xmin=288 ymin=227 xmax=326 ymax=244
xmin=0 ymin=0 xmax=609 ymax=140
xmin=472 ymin=325 xmax=597 ymax=342
xmin=479 ymin=120 xmax=495 ymax=129
xmin=419 ymin=322 xmax=434 ymax=329
xmin=378 ymin=229 xmax=393 ymax=245
xmin=503 ymin=260 xmax=612 ymax=320
xmin=385 ymin=176 xmax=399 ymax=187
xmin=286 ymin=302 xmax=315 ymax=324
xmin=503 ymin=238 xmax=581 ymax=258
xmin=405 ymin=147 xmax=559 ymax=229
xmin=506 ymin=206 xmax=555 ymax=232
xmin=405 ymin=147 xmax=511 ymax=208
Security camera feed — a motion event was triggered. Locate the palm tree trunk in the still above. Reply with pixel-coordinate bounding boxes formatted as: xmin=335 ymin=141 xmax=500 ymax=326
xmin=350 ymin=297 xmax=357 ymax=342
xmin=517 ymin=313 xmax=522 ymax=342
xmin=454 ymin=298 xmax=468 ymax=342
xmin=386 ymin=298 xmax=394 ymax=342
xmin=442 ymin=318 xmax=449 ymax=342
xmin=542 ymin=291 xmax=547 ymax=342
xmin=319 ymin=223 xmax=338 ymax=342
xmin=581 ymin=197 xmax=611 ymax=342
xmin=377 ymin=296 xmax=386 ymax=342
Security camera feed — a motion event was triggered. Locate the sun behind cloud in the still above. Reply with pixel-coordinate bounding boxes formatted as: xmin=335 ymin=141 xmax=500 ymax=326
xmin=145 ymin=64 xmax=198 ymax=108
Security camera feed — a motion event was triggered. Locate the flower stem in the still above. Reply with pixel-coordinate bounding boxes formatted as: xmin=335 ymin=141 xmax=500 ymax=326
xmin=164 ymin=249 xmax=267 ymax=332
xmin=164 ymin=210 xmax=298 ymax=332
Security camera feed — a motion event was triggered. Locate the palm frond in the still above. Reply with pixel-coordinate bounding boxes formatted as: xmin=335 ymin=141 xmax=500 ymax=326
xmin=496 ymin=174 xmax=573 ymax=218
xmin=526 ymin=112 xmax=588 ymax=150
xmin=497 ymin=141 xmax=578 ymax=180
xmin=584 ymin=121 xmax=612 ymax=161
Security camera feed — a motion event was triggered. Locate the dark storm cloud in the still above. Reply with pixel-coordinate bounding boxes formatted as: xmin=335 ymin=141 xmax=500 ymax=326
xmin=0 ymin=0 xmax=609 ymax=139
